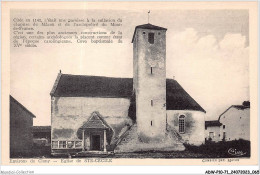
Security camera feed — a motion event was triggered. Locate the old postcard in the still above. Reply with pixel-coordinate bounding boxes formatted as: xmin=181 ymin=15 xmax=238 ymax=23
xmin=1 ymin=1 xmax=259 ymax=169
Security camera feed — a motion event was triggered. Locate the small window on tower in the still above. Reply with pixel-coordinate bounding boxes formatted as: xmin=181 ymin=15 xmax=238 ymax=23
xmin=148 ymin=33 xmax=154 ymax=44
xmin=151 ymin=100 xmax=153 ymax=106
xmin=151 ymin=121 xmax=153 ymax=126
xmin=151 ymin=67 xmax=153 ymax=74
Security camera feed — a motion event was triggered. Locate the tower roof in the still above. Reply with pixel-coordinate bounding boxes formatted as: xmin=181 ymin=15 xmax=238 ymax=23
xmin=132 ymin=23 xmax=167 ymax=43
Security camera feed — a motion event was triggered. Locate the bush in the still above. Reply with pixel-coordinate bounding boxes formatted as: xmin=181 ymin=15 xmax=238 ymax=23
xmin=184 ymin=139 xmax=250 ymax=158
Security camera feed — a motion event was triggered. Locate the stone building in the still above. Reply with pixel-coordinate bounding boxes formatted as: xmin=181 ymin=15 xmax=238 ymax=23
xmin=50 ymin=23 xmax=206 ymax=156
xmin=219 ymin=102 xmax=250 ymax=141
xmin=33 ymin=126 xmax=51 ymax=146
xmin=205 ymin=120 xmax=222 ymax=142
xmin=10 ymin=95 xmax=35 ymax=157
xmin=205 ymin=101 xmax=250 ymax=143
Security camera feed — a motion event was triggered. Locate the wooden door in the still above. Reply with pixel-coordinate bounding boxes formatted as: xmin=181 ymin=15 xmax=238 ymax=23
xmin=91 ymin=135 xmax=101 ymax=151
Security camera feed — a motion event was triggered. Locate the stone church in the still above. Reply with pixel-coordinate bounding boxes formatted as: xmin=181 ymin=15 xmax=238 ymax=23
xmin=50 ymin=24 xmax=206 ymax=156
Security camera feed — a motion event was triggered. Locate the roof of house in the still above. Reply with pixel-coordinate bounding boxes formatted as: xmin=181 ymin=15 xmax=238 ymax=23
xmin=232 ymin=105 xmax=250 ymax=110
xmin=33 ymin=126 xmax=51 ymax=132
xmin=80 ymin=111 xmax=111 ymax=129
xmin=50 ymin=74 xmax=206 ymax=113
xmin=10 ymin=95 xmax=36 ymax=118
xmin=205 ymin=120 xmax=222 ymax=127
xmin=218 ymin=104 xmax=250 ymax=121
xmin=132 ymin=23 xmax=167 ymax=43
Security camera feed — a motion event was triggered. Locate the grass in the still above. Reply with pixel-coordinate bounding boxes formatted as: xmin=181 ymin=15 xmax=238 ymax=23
xmin=10 ymin=146 xmax=51 ymax=158
xmin=183 ymin=139 xmax=250 ymax=158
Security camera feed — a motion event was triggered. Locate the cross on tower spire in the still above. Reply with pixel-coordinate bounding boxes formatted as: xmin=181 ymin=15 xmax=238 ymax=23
xmin=148 ymin=10 xmax=150 ymax=24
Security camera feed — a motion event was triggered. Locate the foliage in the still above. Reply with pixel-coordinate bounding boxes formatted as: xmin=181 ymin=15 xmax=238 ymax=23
xmin=184 ymin=139 xmax=250 ymax=158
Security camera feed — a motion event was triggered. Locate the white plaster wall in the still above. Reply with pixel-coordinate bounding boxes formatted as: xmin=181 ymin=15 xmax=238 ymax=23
xmin=51 ymin=97 xmax=131 ymax=140
xmin=219 ymin=107 xmax=250 ymax=141
xmin=205 ymin=126 xmax=221 ymax=142
xmin=167 ymin=110 xmax=205 ymax=145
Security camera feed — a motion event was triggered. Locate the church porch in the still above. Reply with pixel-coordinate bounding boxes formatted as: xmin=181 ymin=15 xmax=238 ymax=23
xmin=78 ymin=111 xmax=114 ymax=154
xmin=81 ymin=128 xmax=108 ymax=153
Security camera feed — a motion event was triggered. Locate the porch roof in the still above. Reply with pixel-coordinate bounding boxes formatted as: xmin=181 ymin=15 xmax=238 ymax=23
xmin=80 ymin=112 xmax=111 ymax=129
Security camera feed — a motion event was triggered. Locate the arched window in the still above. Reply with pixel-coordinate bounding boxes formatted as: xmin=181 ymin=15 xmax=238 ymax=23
xmin=179 ymin=115 xmax=185 ymax=133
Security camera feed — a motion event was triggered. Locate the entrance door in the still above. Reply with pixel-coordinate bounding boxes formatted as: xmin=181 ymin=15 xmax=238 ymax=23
xmin=223 ymin=132 xmax=226 ymax=141
xmin=209 ymin=132 xmax=214 ymax=140
xmin=91 ymin=135 xmax=101 ymax=151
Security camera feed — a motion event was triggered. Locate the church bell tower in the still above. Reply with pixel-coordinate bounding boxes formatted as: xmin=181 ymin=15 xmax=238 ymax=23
xmin=132 ymin=23 xmax=167 ymax=140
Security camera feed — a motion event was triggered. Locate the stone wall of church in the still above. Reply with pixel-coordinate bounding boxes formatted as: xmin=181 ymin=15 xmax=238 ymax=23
xmin=167 ymin=110 xmax=205 ymax=145
xmin=51 ymin=97 xmax=132 ymax=152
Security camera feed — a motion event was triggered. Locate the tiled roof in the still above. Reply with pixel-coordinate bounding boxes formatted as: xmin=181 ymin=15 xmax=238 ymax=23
xmin=205 ymin=120 xmax=222 ymax=127
xmin=50 ymin=74 xmax=206 ymax=113
xmin=233 ymin=105 xmax=250 ymax=110
xmin=135 ymin=23 xmax=167 ymax=30
xmin=10 ymin=95 xmax=36 ymax=118
xmin=80 ymin=112 xmax=111 ymax=129
xmin=218 ymin=104 xmax=250 ymax=121
xmin=51 ymin=74 xmax=132 ymax=98
xmin=166 ymin=79 xmax=206 ymax=112
xmin=33 ymin=126 xmax=51 ymax=132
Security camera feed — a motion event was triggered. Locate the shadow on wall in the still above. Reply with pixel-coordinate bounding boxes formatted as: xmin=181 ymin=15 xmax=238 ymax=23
xmin=138 ymin=132 xmax=163 ymax=143
xmin=128 ymin=92 xmax=136 ymax=123
xmin=52 ymin=128 xmax=74 ymax=139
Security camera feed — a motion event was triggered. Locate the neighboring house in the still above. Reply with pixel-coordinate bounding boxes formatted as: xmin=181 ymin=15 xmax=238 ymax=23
xmin=50 ymin=23 xmax=206 ymax=156
xmin=10 ymin=95 xmax=36 ymax=157
xmin=219 ymin=102 xmax=250 ymax=141
xmin=205 ymin=120 xmax=222 ymax=142
xmin=204 ymin=101 xmax=250 ymax=143
xmin=33 ymin=126 xmax=51 ymax=146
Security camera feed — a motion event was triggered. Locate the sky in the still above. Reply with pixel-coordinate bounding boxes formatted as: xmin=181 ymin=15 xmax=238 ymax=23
xmin=10 ymin=10 xmax=249 ymax=125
